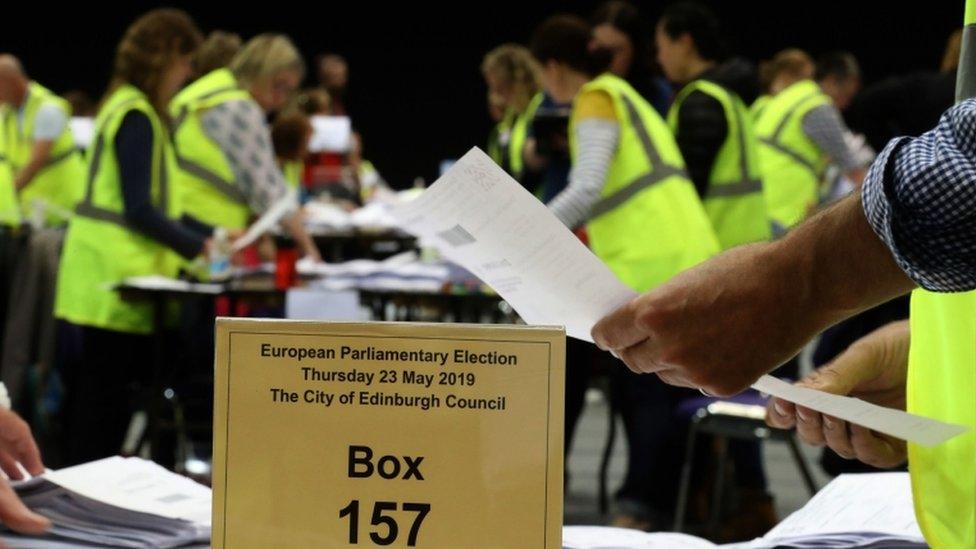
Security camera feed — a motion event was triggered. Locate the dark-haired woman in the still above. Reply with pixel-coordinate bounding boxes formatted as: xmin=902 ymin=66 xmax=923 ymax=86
xmin=590 ymin=1 xmax=672 ymax=115
xmin=55 ymin=9 xmax=210 ymax=464
xmin=531 ymin=14 xmax=718 ymax=530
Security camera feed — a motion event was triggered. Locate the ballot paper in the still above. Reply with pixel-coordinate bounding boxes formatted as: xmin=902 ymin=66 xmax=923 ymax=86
xmin=391 ymin=146 xmax=968 ymax=448
xmin=391 ymin=147 xmax=636 ymax=341
xmin=561 ymin=526 xmax=716 ymax=548
xmin=753 ymin=375 xmax=967 ymax=447
xmin=0 ymin=457 xmax=211 ymax=547
xmin=232 ymin=187 xmax=298 ymax=252
xmin=752 ymin=472 xmax=925 ymax=548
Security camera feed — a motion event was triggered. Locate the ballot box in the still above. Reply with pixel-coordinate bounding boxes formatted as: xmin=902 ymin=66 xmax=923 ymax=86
xmin=212 ymin=318 xmax=564 ymax=548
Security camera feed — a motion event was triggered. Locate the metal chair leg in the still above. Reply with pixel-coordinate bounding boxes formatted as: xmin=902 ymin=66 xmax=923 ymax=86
xmin=598 ymin=390 xmax=618 ymax=516
xmin=706 ymin=436 xmax=729 ymax=535
xmin=673 ymin=415 xmax=703 ymax=532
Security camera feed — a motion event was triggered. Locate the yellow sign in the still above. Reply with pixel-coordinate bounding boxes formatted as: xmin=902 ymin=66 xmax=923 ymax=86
xmin=212 ymin=318 xmax=565 ymax=548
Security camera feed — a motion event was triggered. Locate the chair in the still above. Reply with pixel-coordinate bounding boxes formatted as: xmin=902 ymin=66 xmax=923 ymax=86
xmin=671 ymin=390 xmax=819 ymax=532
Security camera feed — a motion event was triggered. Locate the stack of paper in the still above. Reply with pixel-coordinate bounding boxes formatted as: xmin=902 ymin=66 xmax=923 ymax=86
xmin=752 ymin=473 xmax=925 ymax=548
xmin=0 ymin=457 xmax=211 ymax=548
xmin=299 ymin=251 xmax=452 ymax=292
xmin=562 ymin=526 xmax=716 ymax=548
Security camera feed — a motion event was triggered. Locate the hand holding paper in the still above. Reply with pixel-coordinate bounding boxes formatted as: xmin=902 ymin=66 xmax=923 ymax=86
xmin=390 ymin=147 xmax=967 ymax=448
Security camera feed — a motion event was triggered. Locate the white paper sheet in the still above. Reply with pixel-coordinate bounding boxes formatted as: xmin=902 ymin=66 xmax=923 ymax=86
xmin=45 ymin=456 xmax=212 ymax=526
xmin=390 ymin=146 xmax=968 ymax=448
xmin=758 ymin=472 xmax=924 ymax=544
xmin=308 ymin=115 xmax=352 ymax=153
xmin=391 ymin=147 xmax=636 ymax=340
xmin=561 ymin=526 xmax=715 ymax=548
xmin=753 ymin=375 xmax=966 ymax=447
xmin=232 ymin=187 xmax=298 ymax=252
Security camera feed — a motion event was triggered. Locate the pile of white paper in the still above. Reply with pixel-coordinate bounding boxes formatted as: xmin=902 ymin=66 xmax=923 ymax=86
xmin=562 ymin=473 xmax=924 ymax=548
xmin=752 ymin=473 xmax=925 ymax=548
xmin=299 ymin=252 xmax=452 ymax=292
xmin=1 ymin=457 xmax=211 ymax=548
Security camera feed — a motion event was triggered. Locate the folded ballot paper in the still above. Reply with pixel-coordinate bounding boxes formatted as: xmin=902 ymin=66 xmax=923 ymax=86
xmin=390 ymin=147 xmax=967 ymax=448
xmin=0 ymin=456 xmax=211 ymax=548
xmin=561 ymin=473 xmax=924 ymax=549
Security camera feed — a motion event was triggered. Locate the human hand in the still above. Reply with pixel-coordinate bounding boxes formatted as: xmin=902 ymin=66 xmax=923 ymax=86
xmin=766 ymin=321 xmax=909 ymax=468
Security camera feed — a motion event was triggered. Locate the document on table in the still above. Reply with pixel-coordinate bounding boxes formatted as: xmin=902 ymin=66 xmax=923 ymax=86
xmin=390 ymin=146 xmax=968 ymax=447
xmin=753 ymin=472 xmax=925 ymax=548
xmin=391 ymin=147 xmax=637 ymax=341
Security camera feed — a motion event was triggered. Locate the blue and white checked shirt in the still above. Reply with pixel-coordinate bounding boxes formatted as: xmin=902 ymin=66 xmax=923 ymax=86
xmin=862 ymin=98 xmax=976 ymax=292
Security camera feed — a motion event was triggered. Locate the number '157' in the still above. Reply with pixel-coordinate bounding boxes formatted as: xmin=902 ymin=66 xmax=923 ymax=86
xmin=339 ymin=500 xmax=431 ymax=546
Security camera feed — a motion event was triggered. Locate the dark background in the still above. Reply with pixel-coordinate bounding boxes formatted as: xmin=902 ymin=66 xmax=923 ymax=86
xmin=1 ymin=2 xmax=965 ymax=186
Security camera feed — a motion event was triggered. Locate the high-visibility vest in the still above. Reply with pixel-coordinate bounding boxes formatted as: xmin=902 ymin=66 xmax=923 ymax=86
xmin=0 ymin=152 xmax=19 ymax=227
xmin=906 ymin=289 xmax=976 ymax=548
xmin=487 ymin=108 xmax=518 ymax=175
xmin=54 ymin=84 xmax=185 ymax=334
xmin=750 ymin=94 xmax=772 ymax=121
xmin=282 ymin=159 xmax=303 ymax=190
xmin=509 ymin=92 xmax=544 ymax=184
xmin=570 ymin=73 xmax=719 ymax=292
xmin=668 ymin=79 xmax=770 ymax=249
xmin=169 ymin=68 xmax=253 ymax=230
xmin=0 ymin=82 xmax=85 ymax=226
xmin=754 ymin=80 xmax=831 ymax=229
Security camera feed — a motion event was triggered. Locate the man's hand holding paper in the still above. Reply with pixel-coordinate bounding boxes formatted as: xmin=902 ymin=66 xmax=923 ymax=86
xmin=391 ymin=147 xmax=967 ymax=451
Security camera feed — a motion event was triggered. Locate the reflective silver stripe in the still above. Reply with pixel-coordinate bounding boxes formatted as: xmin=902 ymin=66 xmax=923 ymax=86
xmin=42 ymin=147 xmax=80 ymax=168
xmin=74 ymin=201 xmax=132 ymax=229
xmin=769 ymin=91 xmax=821 ymax=142
xmin=171 ymin=85 xmax=241 ymax=137
xmin=590 ymin=93 xmax=687 ymax=219
xmin=590 ymin=167 xmax=685 ymax=219
xmin=706 ymin=178 xmax=763 ymax=198
xmin=174 ymin=156 xmax=247 ymax=204
xmin=76 ymin=98 xmax=170 ymax=228
xmin=707 ymin=88 xmax=764 ymax=200
xmin=759 ymin=137 xmax=819 ymax=178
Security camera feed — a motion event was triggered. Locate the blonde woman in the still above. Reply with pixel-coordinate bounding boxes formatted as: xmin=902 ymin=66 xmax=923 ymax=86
xmin=55 ymin=8 xmax=207 ymax=464
xmin=170 ymin=33 xmax=321 ymax=261
xmin=481 ymin=44 xmax=544 ymax=183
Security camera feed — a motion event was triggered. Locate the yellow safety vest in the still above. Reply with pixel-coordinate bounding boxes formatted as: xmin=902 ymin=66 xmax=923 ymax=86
xmin=754 ymin=80 xmax=831 ymax=230
xmin=906 ymin=289 xmax=976 ymax=549
xmin=0 ymin=152 xmax=19 ymax=227
xmin=571 ymin=73 xmax=719 ymax=292
xmin=509 ymin=92 xmax=544 ymax=184
xmin=488 ymin=108 xmax=518 ymax=175
xmin=55 ymin=85 xmax=185 ymax=334
xmin=169 ymin=68 xmax=253 ymax=230
xmin=0 ymin=82 xmax=85 ymax=226
xmin=282 ymin=159 xmax=303 ymax=190
xmin=668 ymin=79 xmax=771 ymax=249
xmin=750 ymin=94 xmax=772 ymax=122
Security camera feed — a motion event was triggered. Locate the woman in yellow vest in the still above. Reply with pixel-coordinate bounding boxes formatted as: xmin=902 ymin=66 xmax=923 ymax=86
xmin=54 ymin=9 xmax=209 ymax=465
xmin=531 ymin=14 xmax=719 ymax=531
xmin=656 ymin=2 xmax=770 ymax=251
xmin=753 ymin=49 xmax=866 ymax=233
xmin=481 ymin=44 xmax=544 ymax=187
xmin=169 ymin=34 xmax=320 ymax=261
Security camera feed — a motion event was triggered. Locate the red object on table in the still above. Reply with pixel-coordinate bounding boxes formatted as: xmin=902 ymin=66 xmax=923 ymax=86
xmin=275 ymin=248 xmax=298 ymax=290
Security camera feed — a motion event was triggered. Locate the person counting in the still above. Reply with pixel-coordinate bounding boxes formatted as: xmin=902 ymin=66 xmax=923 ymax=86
xmin=657 ymin=2 xmax=770 ymax=250
xmin=54 ymin=9 xmax=212 ymax=465
xmin=169 ymin=34 xmax=320 ymax=262
xmin=0 ymin=55 xmax=85 ymax=227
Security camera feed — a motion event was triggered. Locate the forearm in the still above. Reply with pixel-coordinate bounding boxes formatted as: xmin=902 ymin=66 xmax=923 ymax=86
xmin=13 ymin=161 xmax=43 ymax=191
xmin=281 ymin=213 xmax=321 ymax=260
xmin=547 ymin=119 xmax=618 ymax=228
xmin=776 ymin=192 xmax=915 ymax=329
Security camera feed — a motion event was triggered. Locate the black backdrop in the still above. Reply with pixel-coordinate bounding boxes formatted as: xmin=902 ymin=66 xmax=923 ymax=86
xmin=1 ymin=1 xmax=964 ymax=187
